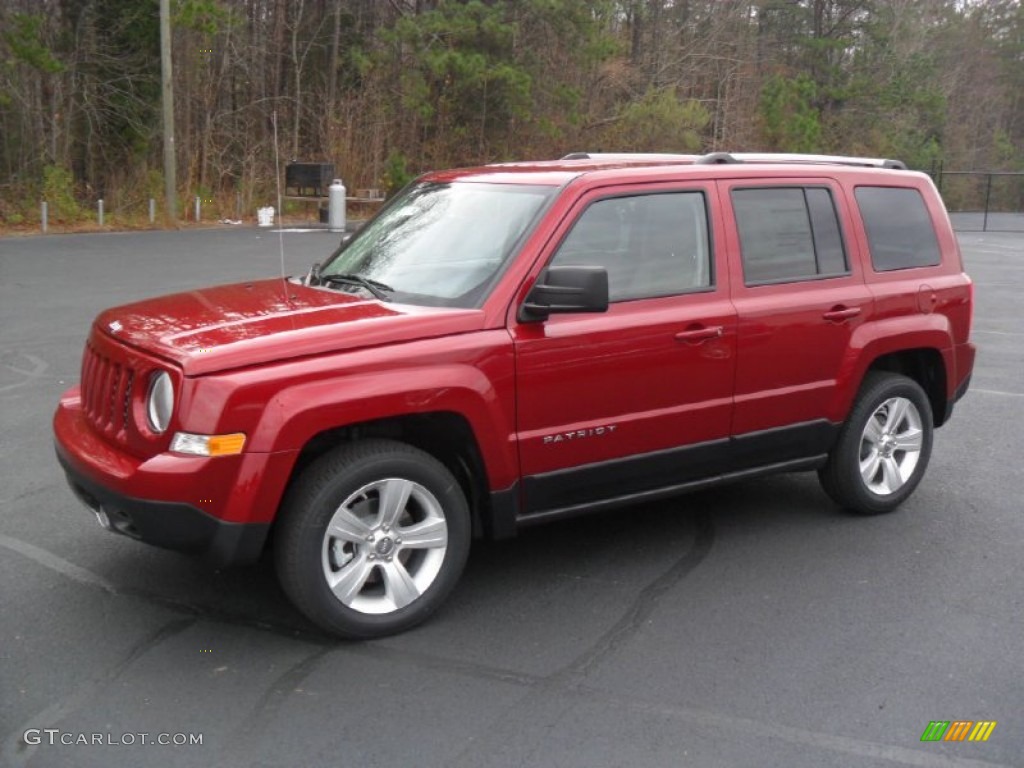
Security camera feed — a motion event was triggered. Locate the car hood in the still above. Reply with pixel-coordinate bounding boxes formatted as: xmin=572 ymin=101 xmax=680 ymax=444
xmin=94 ymin=279 xmax=486 ymax=375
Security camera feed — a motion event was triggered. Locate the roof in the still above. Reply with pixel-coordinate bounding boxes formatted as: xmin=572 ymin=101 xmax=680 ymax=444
xmin=419 ymin=152 xmax=910 ymax=186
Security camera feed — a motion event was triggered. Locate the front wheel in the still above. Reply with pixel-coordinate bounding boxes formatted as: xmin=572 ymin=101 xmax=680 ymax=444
xmin=819 ymin=372 xmax=934 ymax=515
xmin=275 ymin=439 xmax=471 ymax=639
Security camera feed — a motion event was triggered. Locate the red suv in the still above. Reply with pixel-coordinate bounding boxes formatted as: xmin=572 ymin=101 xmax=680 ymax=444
xmin=54 ymin=152 xmax=975 ymax=638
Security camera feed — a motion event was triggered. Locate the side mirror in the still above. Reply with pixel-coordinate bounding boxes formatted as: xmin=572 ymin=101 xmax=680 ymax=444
xmin=519 ymin=266 xmax=609 ymax=322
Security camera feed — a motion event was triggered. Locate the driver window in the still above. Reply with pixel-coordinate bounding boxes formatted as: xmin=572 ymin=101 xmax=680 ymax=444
xmin=548 ymin=192 xmax=711 ymax=302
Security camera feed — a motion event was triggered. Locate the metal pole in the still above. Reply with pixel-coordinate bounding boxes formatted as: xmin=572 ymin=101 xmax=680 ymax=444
xmin=160 ymin=0 xmax=177 ymax=222
xmin=195 ymin=195 xmax=201 ymax=222
xmin=149 ymin=198 xmax=156 ymax=224
xmin=41 ymin=201 xmax=48 ymax=233
xmin=982 ymin=173 xmax=993 ymax=233
xmin=98 ymin=199 xmax=104 ymax=227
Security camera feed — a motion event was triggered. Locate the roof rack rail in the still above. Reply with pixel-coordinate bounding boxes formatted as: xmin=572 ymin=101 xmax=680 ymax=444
xmin=560 ymin=152 xmax=695 ymax=162
xmin=696 ymin=152 xmax=908 ymax=170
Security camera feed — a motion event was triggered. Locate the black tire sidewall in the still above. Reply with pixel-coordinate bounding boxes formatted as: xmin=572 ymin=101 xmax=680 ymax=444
xmin=275 ymin=440 xmax=471 ymax=639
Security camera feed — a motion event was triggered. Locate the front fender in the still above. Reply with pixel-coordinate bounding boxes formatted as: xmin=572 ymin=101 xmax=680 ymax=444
xmin=220 ymin=331 xmax=519 ymax=490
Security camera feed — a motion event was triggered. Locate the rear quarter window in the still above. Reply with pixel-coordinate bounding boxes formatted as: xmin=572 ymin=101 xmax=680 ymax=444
xmin=855 ymin=186 xmax=941 ymax=271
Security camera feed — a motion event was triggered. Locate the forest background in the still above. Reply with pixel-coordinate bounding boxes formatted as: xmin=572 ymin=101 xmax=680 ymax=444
xmin=1 ymin=0 xmax=1022 ymax=228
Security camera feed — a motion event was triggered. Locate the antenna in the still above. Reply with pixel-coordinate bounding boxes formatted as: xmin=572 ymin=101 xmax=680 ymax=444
xmin=271 ymin=110 xmax=288 ymax=292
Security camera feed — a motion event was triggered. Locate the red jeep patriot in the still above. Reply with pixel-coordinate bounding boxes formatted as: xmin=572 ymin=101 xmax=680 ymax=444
xmin=54 ymin=152 xmax=975 ymax=638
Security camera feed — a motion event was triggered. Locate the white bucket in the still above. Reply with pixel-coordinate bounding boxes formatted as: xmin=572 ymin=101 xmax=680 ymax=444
xmin=257 ymin=206 xmax=275 ymax=227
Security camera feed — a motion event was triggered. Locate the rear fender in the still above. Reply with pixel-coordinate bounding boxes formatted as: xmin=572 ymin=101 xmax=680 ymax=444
xmin=831 ymin=315 xmax=954 ymax=421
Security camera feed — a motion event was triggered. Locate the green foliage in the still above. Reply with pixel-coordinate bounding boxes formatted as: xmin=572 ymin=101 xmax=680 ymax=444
xmin=605 ymin=87 xmax=709 ymax=151
xmin=388 ymin=0 xmax=534 ymax=136
xmin=2 ymin=13 xmax=64 ymax=73
xmin=145 ymin=170 xmax=165 ymax=200
xmin=993 ymin=129 xmax=1024 ymax=171
xmin=174 ymin=0 xmax=231 ymax=34
xmin=760 ymin=74 xmax=822 ymax=153
xmin=42 ymin=165 xmax=81 ymax=222
xmin=3 ymin=0 xmax=1024 ymax=231
xmin=382 ymin=151 xmax=413 ymax=197
xmin=84 ymin=0 xmax=161 ymax=157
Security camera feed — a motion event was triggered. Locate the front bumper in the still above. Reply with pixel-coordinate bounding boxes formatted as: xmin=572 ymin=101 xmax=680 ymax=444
xmin=57 ymin=450 xmax=268 ymax=567
xmin=53 ymin=389 xmax=285 ymax=567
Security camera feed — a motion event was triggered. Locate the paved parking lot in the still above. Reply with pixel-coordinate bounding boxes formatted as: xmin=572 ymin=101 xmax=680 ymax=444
xmin=0 ymin=227 xmax=1021 ymax=767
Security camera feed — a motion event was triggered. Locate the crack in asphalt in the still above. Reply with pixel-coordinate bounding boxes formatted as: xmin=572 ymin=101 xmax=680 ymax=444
xmin=0 ymin=531 xmax=332 ymax=643
xmin=1 ymin=512 xmax=720 ymax=768
xmin=444 ymin=511 xmax=715 ymax=768
xmin=1 ymin=617 xmax=197 ymax=768
xmin=0 ymin=486 xmax=55 ymax=508
xmin=0 ymin=512 xmax=716 ymax=704
xmin=217 ymin=647 xmax=334 ymax=768
xmin=549 ymin=510 xmax=714 ymax=685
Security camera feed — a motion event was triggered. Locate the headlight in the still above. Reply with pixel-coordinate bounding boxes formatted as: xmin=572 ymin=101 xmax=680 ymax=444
xmin=146 ymin=371 xmax=174 ymax=434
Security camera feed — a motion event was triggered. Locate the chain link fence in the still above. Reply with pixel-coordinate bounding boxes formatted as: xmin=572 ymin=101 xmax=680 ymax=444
xmin=933 ymin=170 xmax=1024 ymax=232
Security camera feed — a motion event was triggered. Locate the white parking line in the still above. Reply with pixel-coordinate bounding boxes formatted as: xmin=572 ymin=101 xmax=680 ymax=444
xmin=973 ymin=388 xmax=1024 ymax=398
xmin=971 ymin=329 xmax=1024 ymax=337
xmin=0 ymin=533 xmax=117 ymax=594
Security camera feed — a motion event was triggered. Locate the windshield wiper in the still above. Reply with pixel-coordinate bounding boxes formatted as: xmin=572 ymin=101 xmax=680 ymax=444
xmin=319 ymin=273 xmax=394 ymax=301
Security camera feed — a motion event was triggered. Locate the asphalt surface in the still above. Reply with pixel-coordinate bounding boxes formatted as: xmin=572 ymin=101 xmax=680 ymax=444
xmin=0 ymin=227 xmax=1021 ymax=768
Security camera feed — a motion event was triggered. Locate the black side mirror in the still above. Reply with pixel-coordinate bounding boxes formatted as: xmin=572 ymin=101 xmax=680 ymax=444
xmin=519 ymin=266 xmax=609 ymax=322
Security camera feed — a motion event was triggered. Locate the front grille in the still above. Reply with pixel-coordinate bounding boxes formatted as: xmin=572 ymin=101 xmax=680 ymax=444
xmin=81 ymin=342 xmax=135 ymax=439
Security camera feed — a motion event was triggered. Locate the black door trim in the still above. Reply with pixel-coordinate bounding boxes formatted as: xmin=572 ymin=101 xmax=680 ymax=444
xmin=517 ymin=419 xmax=838 ymax=524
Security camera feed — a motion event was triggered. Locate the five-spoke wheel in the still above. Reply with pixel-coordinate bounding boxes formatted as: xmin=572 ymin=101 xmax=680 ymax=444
xmin=275 ymin=440 xmax=470 ymax=639
xmin=321 ymin=478 xmax=449 ymax=615
xmin=857 ymin=395 xmax=925 ymax=496
xmin=819 ymin=372 xmax=934 ymax=515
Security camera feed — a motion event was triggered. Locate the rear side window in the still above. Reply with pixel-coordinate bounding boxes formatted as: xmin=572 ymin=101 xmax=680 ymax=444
xmin=732 ymin=187 xmax=848 ymax=285
xmin=855 ymin=186 xmax=941 ymax=271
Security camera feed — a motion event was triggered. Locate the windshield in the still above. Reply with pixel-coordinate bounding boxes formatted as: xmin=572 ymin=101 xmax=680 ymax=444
xmin=319 ymin=181 xmax=555 ymax=307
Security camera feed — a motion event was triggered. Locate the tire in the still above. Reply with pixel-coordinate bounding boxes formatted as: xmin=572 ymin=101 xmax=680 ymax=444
xmin=274 ymin=439 xmax=471 ymax=639
xmin=818 ymin=372 xmax=934 ymax=516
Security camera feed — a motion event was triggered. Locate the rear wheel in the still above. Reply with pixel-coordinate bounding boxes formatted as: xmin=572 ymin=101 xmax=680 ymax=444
xmin=275 ymin=439 xmax=471 ymax=639
xmin=819 ymin=372 xmax=934 ymax=515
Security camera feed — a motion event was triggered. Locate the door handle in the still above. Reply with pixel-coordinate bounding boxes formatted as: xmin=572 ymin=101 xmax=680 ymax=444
xmin=675 ymin=325 xmax=724 ymax=343
xmin=822 ymin=306 xmax=861 ymax=322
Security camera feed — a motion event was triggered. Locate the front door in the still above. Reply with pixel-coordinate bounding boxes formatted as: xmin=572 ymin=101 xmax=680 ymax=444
xmin=512 ymin=184 xmax=737 ymax=517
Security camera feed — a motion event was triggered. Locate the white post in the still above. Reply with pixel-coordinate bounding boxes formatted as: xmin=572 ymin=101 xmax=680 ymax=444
xmin=194 ymin=195 xmax=201 ymax=222
xmin=41 ymin=201 xmax=48 ymax=233
xmin=149 ymin=198 xmax=156 ymax=224
xmin=98 ymin=199 xmax=104 ymax=227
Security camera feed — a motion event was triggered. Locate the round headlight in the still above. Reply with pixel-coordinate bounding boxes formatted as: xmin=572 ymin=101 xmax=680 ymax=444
xmin=146 ymin=371 xmax=174 ymax=434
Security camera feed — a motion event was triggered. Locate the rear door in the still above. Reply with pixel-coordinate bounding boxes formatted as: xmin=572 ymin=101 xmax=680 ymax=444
xmin=512 ymin=183 xmax=737 ymax=516
xmin=719 ymin=178 xmax=873 ymax=466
